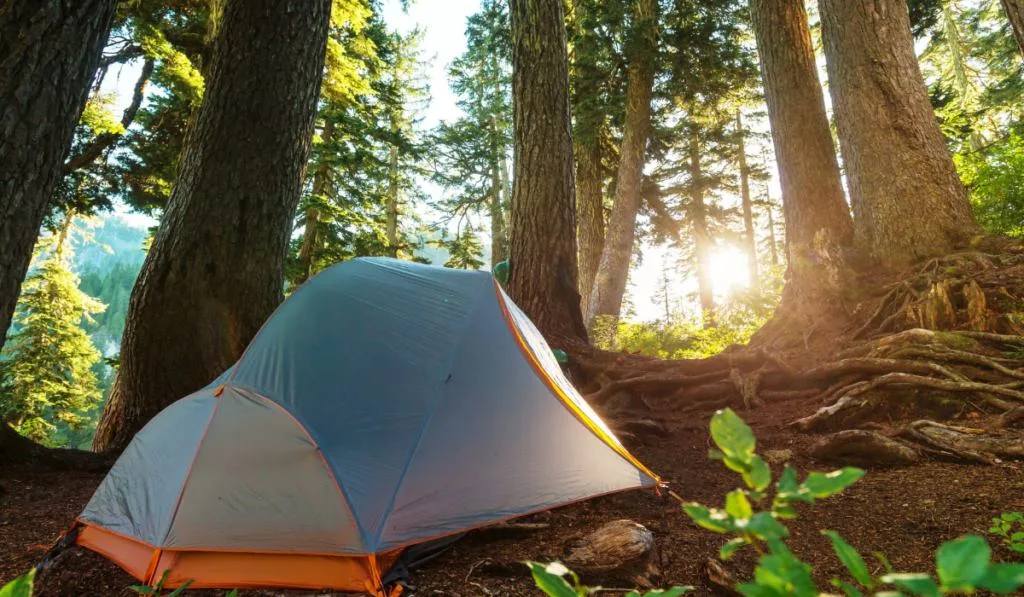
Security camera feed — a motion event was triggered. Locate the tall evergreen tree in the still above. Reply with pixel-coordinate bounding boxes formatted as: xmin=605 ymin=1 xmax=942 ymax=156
xmin=587 ymin=0 xmax=658 ymax=328
xmin=94 ymin=0 xmax=333 ymax=452
xmin=507 ymin=0 xmax=588 ymax=342
xmin=431 ymin=0 xmax=512 ymax=268
xmin=819 ymin=0 xmax=978 ymax=265
xmin=1 ymin=215 xmax=104 ymax=444
xmin=0 ymin=0 xmax=118 ymax=352
xmin=749 ymin=0 xmax=854 ymax=306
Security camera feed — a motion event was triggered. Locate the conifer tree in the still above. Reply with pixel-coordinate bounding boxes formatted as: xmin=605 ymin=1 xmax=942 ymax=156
xmin=1 ymin=215 xmax=104 ymax=445
xmin=431 ymin=0 xmax=512 ymax=268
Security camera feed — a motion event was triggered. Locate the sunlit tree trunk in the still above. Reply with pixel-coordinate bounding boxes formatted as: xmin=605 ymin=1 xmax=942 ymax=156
xmin=689 ymin=127 xmax=716 ymax=329
xmin=766 ymin=198 xmax=780 ymax=267
xmin=0 ymin=0 xmax=117 ymax=351
xmin=94 ymin=0 xmax=331 ymax=453
xmin=587 ymin=0 xmax=657 ymax=327
xmin=749 ymin=0 xmax=853 ymax=306
xmin=736 ymin=109 xmax=759 ymax=290
xmin=819 ymin=0 xmax=978 ymax=266
xmin=507 ymin=0 xmax=588 ymax=343
xmin=1001 ymin=0 xmax=1024 ymax=58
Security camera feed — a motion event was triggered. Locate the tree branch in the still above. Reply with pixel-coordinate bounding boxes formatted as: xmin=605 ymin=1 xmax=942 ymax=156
xmin=63 ymin=57 xmax=155 ymax=174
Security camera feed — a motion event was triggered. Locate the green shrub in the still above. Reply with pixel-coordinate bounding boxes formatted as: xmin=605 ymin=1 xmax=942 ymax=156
xmin=990 ymin=512 xmax=1024 ymax=555
xmin=525 ymin=561 xmax=690 ymax=596
xmin=0 ymin=570 xmax=34 ymax=597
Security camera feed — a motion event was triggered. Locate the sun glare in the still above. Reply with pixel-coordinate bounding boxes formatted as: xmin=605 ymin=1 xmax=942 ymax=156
xmin=708 ymin=246 xmax=750 ymax=299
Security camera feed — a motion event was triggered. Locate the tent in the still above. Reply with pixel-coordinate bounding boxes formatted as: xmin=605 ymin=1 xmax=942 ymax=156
xmin=73 ymin=258 xmax=659 ymax=594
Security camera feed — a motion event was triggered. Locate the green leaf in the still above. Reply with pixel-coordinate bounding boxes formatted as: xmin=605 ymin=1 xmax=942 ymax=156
xmin=802 ymin=468 xmax=865 ymax=499
xmin=725 ymin=490 xmax=753 ymax=519
xmin=710 ymin=408 xmax=756 ymax=464
xmin=129 ymin=585 xmax=154 ymax=596
xmin=683 ymin=504 xmax=734 ymax=533
xmin=745 ymin=512 xmax=789 ymax=541
xmin=0 ymin=569 xmax=35 ymax=597
xmin=743 ymin=456 xmax=772 ymax=491
xmin=773 ymin=503 xmax=799 ymax=520
xmin=977 ymin=562 xmax=1024 ymax=594
xmin=935 ymin=535 xmax=990 ymax=590
xmin=822 ymin=530 xmax=872 ymax=588
xmin=526 ymin=562 xmax=578 ymax=597
xmin=880 ymin=573 xmax=940 ymax=597
xmin=830 ymin=578 xmax=864 ymax=597
xmin=720 ymin=537 xmax=748 ymax=560
xmin=775 ymin=465 xmax=813 ymax=505
xmin=737 ymin=583 xmax=785 ymax=597
xmin=752 ymin=544 xmax=818 ymax=597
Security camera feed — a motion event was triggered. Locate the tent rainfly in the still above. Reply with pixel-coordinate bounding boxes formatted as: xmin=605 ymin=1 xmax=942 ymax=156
xmin=73 ymin=257 xmax=659 ymax=594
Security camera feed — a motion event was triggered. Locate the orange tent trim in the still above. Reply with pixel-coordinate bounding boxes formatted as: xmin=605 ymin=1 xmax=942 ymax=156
xmin=76 ymin=523 xmax=400 ymax=594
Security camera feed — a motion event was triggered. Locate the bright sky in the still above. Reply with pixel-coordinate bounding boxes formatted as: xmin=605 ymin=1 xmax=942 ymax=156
xmin=104 ymin=0 xmax=784 ymax=322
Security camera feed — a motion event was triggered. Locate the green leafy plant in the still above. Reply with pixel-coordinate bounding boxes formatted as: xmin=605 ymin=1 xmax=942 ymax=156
xmin=990 ymin=512 xmax=1024 ymax=555
xmin=0 ymin=569 xmax=34 ymax=597
xmin=683 ymin=408 xmax=1024 ymax=597
xmin=526 ymin=561 xmax=691 ymax=597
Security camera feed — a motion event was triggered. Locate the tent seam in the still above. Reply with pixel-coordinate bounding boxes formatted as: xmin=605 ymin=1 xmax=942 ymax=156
xmin=369 ymin=277 xmax=494 ymax=550
xmin=157 ymin=394 xmax=223 ymax=547
xmin=238 ymin=388 xmax=371 ymax=553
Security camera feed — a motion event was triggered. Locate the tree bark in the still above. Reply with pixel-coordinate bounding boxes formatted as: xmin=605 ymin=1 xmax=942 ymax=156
xmin=507 ymin=0 xmax=588 ymax=344
xmin=736 ymin=109 xmax=759 ymax=290
xmin=386 ymin=143 xmax=400 ymax=257
xmin=93 ymin=0 xmax=331 ymax=453
xmin=1001 ymin=0 xmax=1024 ymax=58
xmin=749 ymin=0 xmax=854 ymax=301
xmin=0 ymin=0 xmax=117 ymax=351
xmin=576 ymin=138 xmax=604 ymax=315
xmin=690 ymin=127 xmax=716 ymax=329
xmin=766 ymin=196 xmax=780 ymax=267
xmin=490 ymin=116 xmax=507 ymax=267
xmin=586 ymin=0 xmax=657 ymax=327
xmin=819 ymin=0 xmax=978 ymax=266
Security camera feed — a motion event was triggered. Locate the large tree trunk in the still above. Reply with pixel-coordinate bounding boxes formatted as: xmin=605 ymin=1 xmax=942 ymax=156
xmin=1001 ymin=0 xmax=1024 ymax=58
xmin=736 ymin=109 xmax=759 ymax=290
xmin=586 ymin=0 xmax=657 ymax=327
xmin=576 ymin=138 xmax=604 ymax=315
xmin=0 ymin=0 xmax=117 ymax=351
xmin=819 ymin=0 xmax=978 ymax=266
xmin=93 ymin=0 xmax=331 ymax=453
xmin=689 ymin=127 xmax=716 ymax=329
xmin=766 ymin=199 xmax=780 ymax=267
xmin=750 ymin=0 xmax=854 ymax=304
xmin=507 ymin=0 xmax=588 ymax=343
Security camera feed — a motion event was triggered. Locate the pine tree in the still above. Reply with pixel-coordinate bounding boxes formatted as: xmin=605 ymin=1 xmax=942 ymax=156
xmin=819 ymin=0 xmax=978 ymax=265
xmin=587 ymin=0 xmax=658 ymax=328
xmin=431 ymin=0 xmax=512 ymax=268
xmin=0 ymin=0 xmax=118 ymax=352
xmin=1 ymin=215 xmax=104 ymax=445
xmin=507 ymin=0 xmax=589 ymax=342
xmin=94 ymin=0 xmax=333 ymax=453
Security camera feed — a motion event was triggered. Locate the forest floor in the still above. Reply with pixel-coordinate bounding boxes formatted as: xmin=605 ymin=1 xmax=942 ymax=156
xmin=2 ymin=389 xmax=1022 ymax=596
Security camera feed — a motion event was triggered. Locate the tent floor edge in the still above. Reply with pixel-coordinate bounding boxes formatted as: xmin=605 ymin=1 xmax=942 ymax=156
xmin=75 ymin=523 xmax=400 ymax=591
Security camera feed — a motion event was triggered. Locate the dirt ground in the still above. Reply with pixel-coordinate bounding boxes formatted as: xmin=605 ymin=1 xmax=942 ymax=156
xmin=2 ymin=393 xmax=1022 ymax=596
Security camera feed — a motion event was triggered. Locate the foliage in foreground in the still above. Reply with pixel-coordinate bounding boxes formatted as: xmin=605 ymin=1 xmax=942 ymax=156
xmin=990 ymin=512 xmax=1024 ymax=556
xmin=530 ymin=409 xmax=1024 ymax=596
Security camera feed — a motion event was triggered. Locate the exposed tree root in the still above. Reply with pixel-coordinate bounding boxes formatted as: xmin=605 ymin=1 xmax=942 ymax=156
xmin=0 ymin=424 xmax=114 ymax=472
xmin=569 ymin=242 xmax=1024 ymax=463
